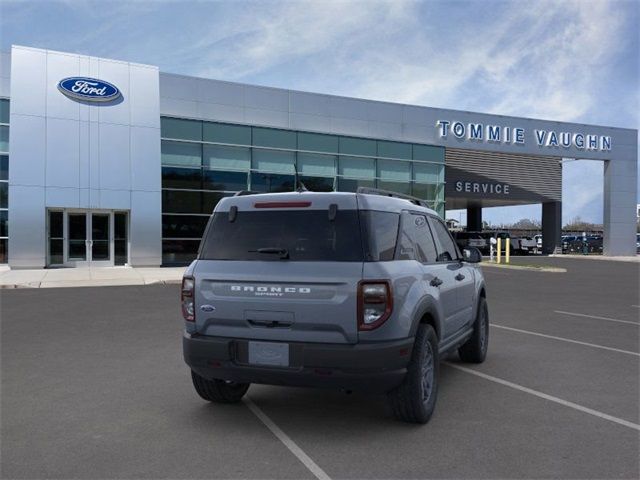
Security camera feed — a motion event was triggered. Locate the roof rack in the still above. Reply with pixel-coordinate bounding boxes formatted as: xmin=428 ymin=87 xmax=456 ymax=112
xmin=356 ymin=187 xmax=431 ymax=208
xmin=233 ymin=190 xmax=260 ymax=196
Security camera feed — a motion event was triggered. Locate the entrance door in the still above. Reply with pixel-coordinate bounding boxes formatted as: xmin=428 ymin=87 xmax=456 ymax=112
xmin=67 ymin=212 xmax=88 ymax=266
xmin=47 ymin=210 xmax=129 ymax=267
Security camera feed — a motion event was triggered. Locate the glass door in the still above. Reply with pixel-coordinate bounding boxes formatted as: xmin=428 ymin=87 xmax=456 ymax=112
xmin=90 ymin=213 xmax=112 ymax=266
xmin=67 ymin=212 xmax=88 ymax=266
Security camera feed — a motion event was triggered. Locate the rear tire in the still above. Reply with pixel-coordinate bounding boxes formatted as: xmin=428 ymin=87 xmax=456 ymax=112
xmin=191 ymin=370 xmax=250 ymax=403
xmin=387 ymin=324 xmax=439 ymax=424
xmin=458 ymin=297 xmax=489 ymax=363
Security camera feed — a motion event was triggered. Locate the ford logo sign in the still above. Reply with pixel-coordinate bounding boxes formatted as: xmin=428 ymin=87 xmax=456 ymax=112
xmin=57 ymin=77 xmax=121 ymax=102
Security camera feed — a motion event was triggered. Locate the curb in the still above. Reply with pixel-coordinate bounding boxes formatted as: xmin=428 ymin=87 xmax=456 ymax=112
xmin=0 ymin=279 xmax=183 ymax=289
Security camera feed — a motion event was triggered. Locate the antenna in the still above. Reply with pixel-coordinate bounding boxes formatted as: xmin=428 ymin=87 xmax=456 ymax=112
xmin=293 ymin=159 xmax=308 ymax=192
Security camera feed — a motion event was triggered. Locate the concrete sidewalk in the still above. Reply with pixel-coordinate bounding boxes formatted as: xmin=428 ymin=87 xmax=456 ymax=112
xmin=0 ymin=266 xmax=186 ymax=289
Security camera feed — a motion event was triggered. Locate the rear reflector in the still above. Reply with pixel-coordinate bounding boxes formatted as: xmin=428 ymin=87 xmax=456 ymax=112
xmin=254 ymin=201 xmax=312 ymax=209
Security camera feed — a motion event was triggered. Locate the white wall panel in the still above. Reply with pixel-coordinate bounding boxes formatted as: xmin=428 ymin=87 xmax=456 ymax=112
xmin=245 ymin=107 xmax=289 ymax=128
xmin=130 ymin=190 xmax=161 ymax=266
xmin=290 ymin=113 xmax=331 ymax=132
xmin=45 ymin=186 xmax=79 ymax=208
xmin=10 ymin=47 xmax=46 ymax=116
xmin=98 ymin=123 xmax=130 ymax=190
xmin=8 ymin=185 xmax=46 ymax=267
xmin=130 ymin=66 xmax=160 ymax=128
xmin=100 ymin=189 xmax=131 ymax=210
xmin=245 ymin=86 xmax=288 ymax=112
xmin=290 ymin=91 xmax=330 ymax=116
xmin=328 ymin=97 xmax=368 ymax=120
xmin=130 ymin=125 xmax=161 ymax=192
xmin=196 ymin=102 xmax=244 ymax=123
xmin=9 ymin=114 xmax=45 ymax=186
xmin=198 ymin=79 xmax=243 ymax=106
xmin=46 ymin=117 xmax=80 ymax=188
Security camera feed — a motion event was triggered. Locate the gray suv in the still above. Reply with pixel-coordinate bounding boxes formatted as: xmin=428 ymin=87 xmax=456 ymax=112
xmin=182 ymin=189 xmax=488 ymax=423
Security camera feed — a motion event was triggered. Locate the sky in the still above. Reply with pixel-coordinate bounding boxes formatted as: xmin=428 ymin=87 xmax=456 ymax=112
xmin=1 ymin=0 xmax=638 ymax=226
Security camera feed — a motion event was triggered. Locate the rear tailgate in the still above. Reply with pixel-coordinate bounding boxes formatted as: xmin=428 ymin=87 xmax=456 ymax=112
xmin=194 ymin=261 xmax=361 ymax=344
xmin=193 ymin=192 xmax=364 ymax=344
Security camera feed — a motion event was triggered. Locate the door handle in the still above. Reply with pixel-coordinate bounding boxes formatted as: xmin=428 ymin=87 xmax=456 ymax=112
xmin=430 ymin=277 xmax=443 ymax=287
xmin=455 ymin=273 xmax=465 ymax=281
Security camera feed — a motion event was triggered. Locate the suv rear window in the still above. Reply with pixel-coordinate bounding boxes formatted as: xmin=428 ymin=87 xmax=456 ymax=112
xmin=199 ymin=210 xmax=364 ymax=261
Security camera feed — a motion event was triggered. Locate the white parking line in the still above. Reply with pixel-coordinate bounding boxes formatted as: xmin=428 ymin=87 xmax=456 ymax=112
xmin=244 ymin=396 xmax=331 ymax=480
xmin=446 ymin=363 xmax=640 ymax=432
xmin=554 ymin=310 xmax=639 ymax=326
xmin=492 ymin=324 xmax=640 ymax=357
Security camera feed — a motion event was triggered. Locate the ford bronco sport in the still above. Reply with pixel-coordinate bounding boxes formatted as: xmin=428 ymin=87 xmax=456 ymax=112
xmin=182 ymin=188 xmax=488 ymax=423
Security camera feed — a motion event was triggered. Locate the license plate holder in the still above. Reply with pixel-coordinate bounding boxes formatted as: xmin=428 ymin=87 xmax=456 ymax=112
xmin=248 ymin=341 xmax=289 ymax=367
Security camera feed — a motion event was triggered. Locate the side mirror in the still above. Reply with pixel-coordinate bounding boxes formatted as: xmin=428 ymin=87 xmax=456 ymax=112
xmin=463 ymin=247 xmax=482 ymax=263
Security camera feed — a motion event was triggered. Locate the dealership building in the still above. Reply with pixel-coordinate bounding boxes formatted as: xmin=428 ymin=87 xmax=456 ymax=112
xmin=0 ymin=45 xmax=637 ymax=268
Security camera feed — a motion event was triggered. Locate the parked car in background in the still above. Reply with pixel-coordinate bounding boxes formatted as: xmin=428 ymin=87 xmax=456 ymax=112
xmin=452 ymin=231 xmax=488 ymax=253
xmin=637 ymin=233 xmax=640 ymax=253
xmin=533 ymin=234 xmax=543 ymax=254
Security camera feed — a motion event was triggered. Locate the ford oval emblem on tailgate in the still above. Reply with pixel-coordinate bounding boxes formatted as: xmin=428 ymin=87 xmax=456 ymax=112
xmin=200 ymin=305 xmax=215 ymax=312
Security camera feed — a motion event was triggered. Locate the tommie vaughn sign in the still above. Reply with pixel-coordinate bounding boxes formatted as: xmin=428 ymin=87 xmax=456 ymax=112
xmin=436 ymin=120 xmax=612 ymax=152
xmin=57 ymin=77 xmax=121 ymax=102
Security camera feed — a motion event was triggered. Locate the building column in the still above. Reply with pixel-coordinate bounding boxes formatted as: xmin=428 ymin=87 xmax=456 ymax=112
xmin=542 ymin=201 xmax=562 ymax=254
xmin=467 ymin=206 xmax=482 ymax=231
xmin=603 ymin=158 xmax=637 ymax=256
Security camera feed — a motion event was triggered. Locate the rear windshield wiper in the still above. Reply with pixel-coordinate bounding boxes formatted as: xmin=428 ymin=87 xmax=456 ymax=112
xmin=249 ymin=247 xmax=290 ymax=259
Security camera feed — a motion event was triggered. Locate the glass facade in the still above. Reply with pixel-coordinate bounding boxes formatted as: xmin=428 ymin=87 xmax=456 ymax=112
xmin=0 ymin=99 xmax=8 ymax=263
xmin=160 ymin=116 xmax=445 ymax=265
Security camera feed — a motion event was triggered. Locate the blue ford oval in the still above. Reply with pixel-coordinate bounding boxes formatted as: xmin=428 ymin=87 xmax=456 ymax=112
xmin=57 ymin=77 xmax=121 ymax=102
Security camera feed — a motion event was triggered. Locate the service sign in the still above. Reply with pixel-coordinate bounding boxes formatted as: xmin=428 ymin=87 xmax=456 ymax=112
xmin=57 ymin=77 xmax=121 ymax=102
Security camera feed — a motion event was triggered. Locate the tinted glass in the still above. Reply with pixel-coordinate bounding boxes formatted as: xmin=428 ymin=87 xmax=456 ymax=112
xmin=297 ymin=153 xmax=336 ymax=176
xmin=200 ymin=210 xmax=363 ymax=262
xmin=297 ymin=132 xmax=339 ymax=153
xmin=0 ymin=126 xmax=8 ymax=153
xmin=161 ymin=141 xmax=201 ymax=167
xmin=49 ymin=239 xmax=62 ymax=265
xmin=203 ymin=144 xmax=250 ymax=171
xmin=250 ymin=173 xmax=295 ymax=193
xmin=337 ymin=178 xmax=375 ymax=192
xmin=252 ymin=149 xmax=295 ymax=174
xmin=428 ymin=217 xmax=459 ymax=262
xmin=0 ymin=182 xmax=7 ymax=208
xmin=162 ymin=190 xmax=201 ymax=214
xmin=161 ymin=117 xmax=202 ymax=141
xmin=252 ymin=127 xmax=296 ymax=149
xmin=338 ymin=156 xmax=375 ymax=179
xmin=339 ymin=137 xmax=376 ymax=157
xmin=413 ymin=163 xmax=443 ymax=183
xmin=0 ymin=155 xmax=7 ymax=180
xmin=378 ymin=141 xmax=411 ymax=160
xmin=412 ymin=182 xmax=439 ymax=201
xmin=377 ymin=180 xmax=411 ymax=195
xmin=202 ymin=170 xmax=247 ymax=191
xmin=298 ymin=176 xmax=334 ymax=192
xmin=162 ymin=167 xmax=202 ymax=189
xmin=378 ymin=160 xmax=411 ymax=181
xmin=114 ymin=213 xmax=128 ymax=266
xmin=0 ymin=99 xmax=9 ymax=124
xmin=410 ymin=214 xmax=438 ymax=262
xmin=0 ymin=210 xmax=7 ymax=237
xmin=162 ymin=239 xmax=200 ymax=265
xmin=202 ymin=192 xmax=232 ymax=213
xmin=162 ymin=215 xmax=209 ymax=238
xmin=360 ymin=210 xmax=399 ymax=261
xmin=413 ymin=144 xmax=445 ymax=163
xmin=0 ymin=238 xmax=6 ymax=263
xmin=49 ymin=211 xmax=63 ymax=238
xmin=203 ymin=122 xmax=251 ymax=145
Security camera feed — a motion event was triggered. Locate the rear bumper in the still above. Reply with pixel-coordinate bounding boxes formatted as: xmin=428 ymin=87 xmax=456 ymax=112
xmin=183 ymin=332 xmax=414 ymax=393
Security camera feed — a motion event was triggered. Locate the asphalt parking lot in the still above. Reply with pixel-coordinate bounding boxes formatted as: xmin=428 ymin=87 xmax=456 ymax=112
xmin=1 ymin=256 xmax=639 ymax=479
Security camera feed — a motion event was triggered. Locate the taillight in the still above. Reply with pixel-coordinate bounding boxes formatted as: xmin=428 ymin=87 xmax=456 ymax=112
xmin=181 ymin=276 xmax=195 ymax=322
xmin=358 ymin=280 xmax=393 ymax=330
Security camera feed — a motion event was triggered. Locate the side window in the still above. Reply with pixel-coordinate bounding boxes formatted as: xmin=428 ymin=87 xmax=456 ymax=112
xmin=428 ymin=216 xmax=459 ymax=262
xmin=361 ymin=211 xmax=400 ymax=261
xmin=397 ymin=213 xmax=438 ymax=263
